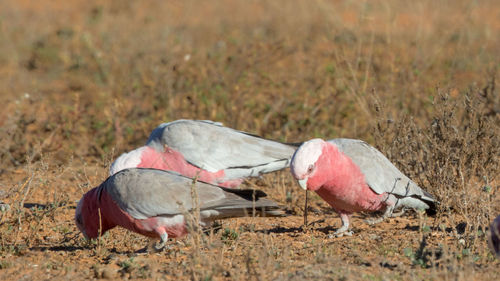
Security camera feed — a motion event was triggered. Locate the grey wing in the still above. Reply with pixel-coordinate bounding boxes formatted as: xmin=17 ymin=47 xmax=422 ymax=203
xmin=146 ymin=120 xmax=223 ymax=146
xmin=328 ymin=139 xmax=434 ymax=201
xmin=105 ymin=168 xmax=229 ymax=219
xmin=146 ymin=120 xmax=297 ymax=175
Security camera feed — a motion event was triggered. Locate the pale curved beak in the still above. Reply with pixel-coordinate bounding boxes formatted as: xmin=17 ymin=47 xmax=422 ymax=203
xmin=297 ymin=178 xmax=308 ymax=190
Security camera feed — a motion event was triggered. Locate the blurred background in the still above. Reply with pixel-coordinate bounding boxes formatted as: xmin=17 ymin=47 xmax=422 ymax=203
xmin=0 ymin=0 xmax=498 ymax=279
xmin=1 ymin=0 xmax=498 ymax=160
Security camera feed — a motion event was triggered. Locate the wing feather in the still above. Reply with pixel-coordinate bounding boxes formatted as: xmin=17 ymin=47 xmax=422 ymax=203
xmin=104 ymin=168 xmax=278 ymax=220
xmin=105 ymin=169 xmax=227 ymax=219
xmin=146 ymin=120 xmax=296 ymax=173
xmin=328 ymin=138 xmax=434 ymax=202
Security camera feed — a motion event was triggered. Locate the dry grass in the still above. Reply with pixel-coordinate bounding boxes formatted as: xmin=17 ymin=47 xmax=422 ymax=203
xmin=0 ymin=0 xmax=499 ymax=280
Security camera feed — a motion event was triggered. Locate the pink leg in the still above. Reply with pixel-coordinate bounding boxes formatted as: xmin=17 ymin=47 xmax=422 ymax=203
xmin=329 ymin=212 xmax=353 ymax=238
xmin=153 ymin=227 xmax=169 ymax=251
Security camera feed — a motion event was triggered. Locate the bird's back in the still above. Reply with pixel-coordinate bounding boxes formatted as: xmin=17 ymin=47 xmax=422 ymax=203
xmin=328 ymin=138 xmax=436 ymax=210
xmin=147 ymin=120 xmax=298 ymax=178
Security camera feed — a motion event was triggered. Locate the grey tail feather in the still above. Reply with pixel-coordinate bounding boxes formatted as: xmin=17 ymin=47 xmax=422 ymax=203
xmin=219 ymin=187 xmax=268 ymax=200
xmin=206 ymin=198 xmax=287 ymax=220
xmin=420 ymin=189 xmax=438 ymax=216
xmin=424 ymin=199 xmax=438 ymax=216
xmin=422 ymin=189 xmax=436 ymax=201
xmin=210 ymin=206 xmax=286 ymax=220
xmin=401 ymin=192 xmax=438 ymax=216
xmin=412 ymin=193 xmax=437 ymax=216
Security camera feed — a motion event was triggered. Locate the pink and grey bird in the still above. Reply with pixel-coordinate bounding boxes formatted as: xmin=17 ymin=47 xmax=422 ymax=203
xmin=489 ymin=215 xmax=500 ymax=258
xmin=290 ymin=138 xmax=436 ymax=236
xmin=110 ymin=120 xmax=297 ymax=188
xmin=75 ymin=168 xmax=284 ymax=249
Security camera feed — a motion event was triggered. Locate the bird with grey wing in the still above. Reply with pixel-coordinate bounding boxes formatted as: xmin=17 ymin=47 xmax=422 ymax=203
xmin=75 ymin=168 xmax=286 ymax=250
xmin=291 ymin=138 xmax=437 ymax=237
xmin=110 ymin=120 xmax=299 ymax=188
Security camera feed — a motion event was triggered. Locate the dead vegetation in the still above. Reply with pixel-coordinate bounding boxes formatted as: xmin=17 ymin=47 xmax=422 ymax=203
xmin=0 ymin=0 xmax=499 ymax=280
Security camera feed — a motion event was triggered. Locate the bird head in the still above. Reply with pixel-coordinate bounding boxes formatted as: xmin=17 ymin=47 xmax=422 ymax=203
xmin=74 ymin=198 xmax=87 ymax=239
xmin=290 ymin=138 xmax=327 ymax=191
xmin=74 ymin=187 xmax=107 ymax=240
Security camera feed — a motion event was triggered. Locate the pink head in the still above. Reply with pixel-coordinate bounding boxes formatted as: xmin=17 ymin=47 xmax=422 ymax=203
xmin=290 ymin=138 xmax=330 ymax=191
xmin=75 ymin=187 xmax=115 ymax=239
xmin=489 ymin=215 xmax=500 ymax=258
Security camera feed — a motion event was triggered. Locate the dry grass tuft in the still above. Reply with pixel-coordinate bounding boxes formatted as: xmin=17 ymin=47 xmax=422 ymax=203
xmin=0 ymin=0 xmax=499 ymax=279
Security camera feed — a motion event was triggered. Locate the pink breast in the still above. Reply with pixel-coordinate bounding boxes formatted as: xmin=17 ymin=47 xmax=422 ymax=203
xmin=138 ymin=146 xmax=242 ymax=188
xmin=315 ymin=184 xmax=386 ymax=213
xmin=311 ymin=144 xmax=388 ymax=213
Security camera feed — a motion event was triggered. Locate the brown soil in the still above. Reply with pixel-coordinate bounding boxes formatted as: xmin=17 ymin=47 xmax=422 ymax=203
xmin=0 ymin=0 xmax=499 ymax=280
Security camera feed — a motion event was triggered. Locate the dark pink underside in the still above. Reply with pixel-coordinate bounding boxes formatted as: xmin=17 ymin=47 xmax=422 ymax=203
xmin=84 ymin=187 xmax=189 ymax=239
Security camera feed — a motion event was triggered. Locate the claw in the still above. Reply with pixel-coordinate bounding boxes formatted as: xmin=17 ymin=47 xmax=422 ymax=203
xmin=390 ymin=208 xmax=406 ymax=218
xmin=153 ymin=242 xmax=165 ymax=251
xmin=156 ymin=232 xmax=169 ymax=250
xmin=148 ymin=231 xmax=169 ymax=253
xmin=328 ymin=230 xmax=353 ymax=238
xmin=329 ymin=213 xmax=353 ymax=238
xmin=365 ymin=217 xmax=384 ymax=225
xmin=365 ymin=206 xmax=405 ymax=225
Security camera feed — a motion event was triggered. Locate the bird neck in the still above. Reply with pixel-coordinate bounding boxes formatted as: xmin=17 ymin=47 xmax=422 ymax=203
xmin=83 ymin=185 xmax=117 ymax=239
xmin=140 ymin=146 xmax=230 ymax=186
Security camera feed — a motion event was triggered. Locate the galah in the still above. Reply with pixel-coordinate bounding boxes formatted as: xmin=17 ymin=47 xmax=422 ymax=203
xmin=75 ymin=168 xmax=285 ymax=249
xmin=489 ymin=215 xmax=500 ymax=258
xmin=110 ymin=120 xmax=298 ymax=188
xmin=290 ymin=138 xmax=437 ymax=237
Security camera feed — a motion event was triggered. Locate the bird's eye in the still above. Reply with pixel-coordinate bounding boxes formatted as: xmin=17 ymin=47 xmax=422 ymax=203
xmin=307 ymin=164 xmax=314 ymax=173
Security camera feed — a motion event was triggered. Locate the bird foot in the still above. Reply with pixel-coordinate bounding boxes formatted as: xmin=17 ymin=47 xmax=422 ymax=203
xmin=365 ymin=217 xmax=384 ymax=225
xmin=366 ymin=208 xmax=406 ymax=225
xmin=154 ymin=241 xmax=167 ymax=252
xmin=328 ymin=229 xmax=353 ymax=238
xmin=390 ymin=209 xmax=406 ymax=218
xmin=146 ymin=232 xmax=169 ymax=253
xmin=145 ymin=240 xmax=170 ymax=253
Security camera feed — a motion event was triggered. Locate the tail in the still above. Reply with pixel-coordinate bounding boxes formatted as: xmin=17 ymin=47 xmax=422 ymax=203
xmin=218 ymin=187 xmax=268 ymax=200
xmin=208 ymin=199 xmax=287 ymax=219
xmin=395 ymin=191 xmax=438 ymax=216
xmin=423 ymin=199 xmax=438 ymax=216
xmin=421 ymin=189 xmax=438 ymax=216
xmin=202 ymin=188 xmax=287 ymax=220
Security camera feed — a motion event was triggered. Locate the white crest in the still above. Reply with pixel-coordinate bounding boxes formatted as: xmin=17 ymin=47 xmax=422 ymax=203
xmin=109 ymin=146 xmax=147 ymax=176
xmin=290 ymin=138 xmax=325 ymax=179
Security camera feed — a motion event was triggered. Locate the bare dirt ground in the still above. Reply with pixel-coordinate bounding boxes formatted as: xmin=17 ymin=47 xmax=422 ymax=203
xmin=1 ymin=0 xmax=499 ymax=280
